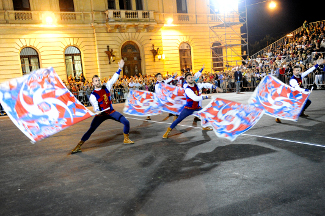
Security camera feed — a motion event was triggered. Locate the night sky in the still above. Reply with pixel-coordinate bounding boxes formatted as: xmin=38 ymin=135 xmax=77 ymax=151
xmin=246 ymin=0 xmax=325 ymax=43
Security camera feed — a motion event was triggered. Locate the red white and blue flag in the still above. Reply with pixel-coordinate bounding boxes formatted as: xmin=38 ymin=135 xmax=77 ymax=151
xmin=0 ymin=67 xmax=94 ymax=143
xmin=123 ymin=90 xmax=161 ymax=116
xmin=198 ymin=98 xmax=264 ymax=141
xmin=249 ymin=75 xmax=310 ymax=121
xmin=154 ymin=83 xmax=187 ymax=115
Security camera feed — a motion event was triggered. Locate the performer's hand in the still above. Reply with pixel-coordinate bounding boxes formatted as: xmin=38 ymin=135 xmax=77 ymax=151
xmin=206 ymin=95 xmax=211 ymax=99
xmin=202 ymin=64 xmax=205 ymax=70
xmin=95 ymin=111 xmax=101 ymax=115
xmin=118 ymin=59 xmax=125 ymax=69
xmin=173 ymin=72 xmax=178 ymax=77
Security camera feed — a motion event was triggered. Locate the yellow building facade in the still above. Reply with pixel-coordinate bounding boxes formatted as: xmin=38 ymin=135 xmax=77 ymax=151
xmin=0 ymin=0 xmax=243 ymax=83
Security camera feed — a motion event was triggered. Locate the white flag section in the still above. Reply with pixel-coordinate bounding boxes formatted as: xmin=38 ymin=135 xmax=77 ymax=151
xmin=0 ymin=67 xmax=94 ymax=143
xmin=249 ymin=75 xmax=310 ymax=121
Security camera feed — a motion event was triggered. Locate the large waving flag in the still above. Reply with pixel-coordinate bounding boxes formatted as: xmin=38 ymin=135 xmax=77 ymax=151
xmin=198 ymin=98 xmax=264 ymax=141
xmin=248 ymin=75 xmax=310 ymax=121
xmin=0 ymin=67 xmax=94 ymax=143
xmin=123 ymin=90 xmax=161 ymax=116
xmin=155 ymin=83 xmax=187 ymax=115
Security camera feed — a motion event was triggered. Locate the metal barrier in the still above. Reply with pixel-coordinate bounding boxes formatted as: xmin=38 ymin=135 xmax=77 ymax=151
xmin=216 ymin=77 xmax=258 ymax=93
xmin=111 ymin=88 xmax=129 ymax=104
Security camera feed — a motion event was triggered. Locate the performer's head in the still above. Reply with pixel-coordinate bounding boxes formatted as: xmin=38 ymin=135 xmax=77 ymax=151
xmin=155 ymin=73 xmax=163 ymax=82
xmin=92 ymin=75 xmax=102 ymax=88
xmin=293 ymin=65 xmax=302 ymax=76
xmin=185 ymin=72 xmax=194 ymax=85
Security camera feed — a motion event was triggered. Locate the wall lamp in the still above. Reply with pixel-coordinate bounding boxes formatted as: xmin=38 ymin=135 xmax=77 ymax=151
xmin=105 ymin=45 xmax=116 ymax=64
xmin=150 ymin=44 xmax=159 ymax=62
xmin=157 ymin=53 xmax=165 ymax=60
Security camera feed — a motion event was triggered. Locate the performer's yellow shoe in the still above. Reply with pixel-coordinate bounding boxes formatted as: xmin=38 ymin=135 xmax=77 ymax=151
xmin=173 ymin=115 xmax=178 ymax=121
xmin=123 ymin=133 xmax=134 ymax=144
xmin=202 ymin=127 xmax=213 ymax=131
xmin=275 ymin=118 xmax=281 ymax=123
xmin=194 ymin=116 xmax=201 ymax=121
xmin=71 ymin=140 xmax=84 ymax=154
xmin=163 ymin=127 xmax=172 ymax=138
xmin=300 ymin=112 xmax=309 ymax=117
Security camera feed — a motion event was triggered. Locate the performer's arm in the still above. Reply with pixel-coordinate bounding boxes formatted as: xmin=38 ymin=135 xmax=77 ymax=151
xmin=185 ymin=88 xmax=209 ymax=101
xmin=197 ymin=83 xmax=214 ymax=90
xmin=302 ymin=59 xmax=325 ymax=78
xmin=105 ymin=60 xmax=124 ymax=91
xmin=89 ymin=94 xmax=100 ymax=112
xmin=301 ymin=65 xmax=318 ymax=79
xmin=193 ymin=65 xmax=204 ymax=80
xmin=289 ymin=79 xmax=307 ymax=92
xmin=165 ymin=72 xmax=178 ymax=83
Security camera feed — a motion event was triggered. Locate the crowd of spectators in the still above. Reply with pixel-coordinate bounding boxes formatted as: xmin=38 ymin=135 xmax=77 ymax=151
xmin=242 ymin=20 xmax=325 ymax=89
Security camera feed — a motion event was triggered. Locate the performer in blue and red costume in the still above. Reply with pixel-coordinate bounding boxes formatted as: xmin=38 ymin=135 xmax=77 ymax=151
xmin=275 ymin=59 xmax=325 ymax=123
xmin=162 ymin=72 xmax=212 ymax=138
xmin=71 ymin=59 xmax=134 ymax=154
xmin=146 ymin=71 xmax=177 ymax=120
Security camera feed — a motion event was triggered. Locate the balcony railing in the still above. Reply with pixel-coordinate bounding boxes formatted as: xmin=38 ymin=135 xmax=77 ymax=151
xmin=15 ymin=11 xmax=33 ymax=20
xmin=105 ymin=10 xmax=155 ymax=22
xmin=0 ymin=10 xmax=239 ymax=26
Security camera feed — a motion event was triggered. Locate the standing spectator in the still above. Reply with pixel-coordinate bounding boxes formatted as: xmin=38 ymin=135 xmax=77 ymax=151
xmin=279 ymin=63 xmax=286 ymax=83
xmin=234 ymin=69 xmax=243 ymax=94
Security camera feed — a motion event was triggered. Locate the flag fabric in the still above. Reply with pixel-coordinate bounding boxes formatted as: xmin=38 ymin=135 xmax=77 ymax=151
xmin=154 ymin=83 xmax=187 ymax=115
xmin=123 ymin=90 xmax=161 ymax=116
xmin=198 ymin=98 xmax=264 ymax=141
xmin=248 ymin=75 xmax=310 ymax=121
xmin=0 ymin=67 xmax=94 ymax=143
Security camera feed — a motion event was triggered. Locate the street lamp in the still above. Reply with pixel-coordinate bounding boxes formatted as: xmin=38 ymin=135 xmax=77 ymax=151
xmin=268 ymin=1 xmax=276 ymax=9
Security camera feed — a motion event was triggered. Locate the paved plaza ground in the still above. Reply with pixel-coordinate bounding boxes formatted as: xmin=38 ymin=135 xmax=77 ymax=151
xmin=1 ymin=90 xmax=325 ymax=216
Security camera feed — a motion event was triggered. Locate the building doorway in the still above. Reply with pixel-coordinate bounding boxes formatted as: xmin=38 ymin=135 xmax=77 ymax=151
xmin=179 ymin=42 xmax=192 ymax=71
xmin=121 ymin=41 xmax=141 ymax=77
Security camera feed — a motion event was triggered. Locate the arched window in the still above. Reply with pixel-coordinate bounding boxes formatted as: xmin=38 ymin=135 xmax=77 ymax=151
xmin=65 ymin=46 xmax=83 ymax=81
xmin=179 ymin=42 xmax=192 ymax=71
xmin=20 ymin=47 xmax=40 ymax=75
xmin=212 ymin=42 xmax=223 ymax=71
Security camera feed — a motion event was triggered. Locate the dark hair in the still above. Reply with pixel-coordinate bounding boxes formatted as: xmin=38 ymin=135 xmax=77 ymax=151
xmin=185 ymin=72 xmax=192 ymax=80
xmin=293 ymin=65 xmax=301 ymax=70
xmin=92 ymin=75 xmax=99 ymax=81
xmin=155 ymin=73 xmax=162 ymax=78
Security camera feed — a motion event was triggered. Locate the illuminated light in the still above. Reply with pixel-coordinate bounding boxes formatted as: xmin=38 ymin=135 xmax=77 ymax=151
xmin=42 ymin=11 xmax=56 ymax=26
xmin=164 ymin=18 xmax=175 ymax=26
xmin=157 ymin=54 xmax=162 ymax=60
xmin=45 ymin=16 xmax=53 ymax=25
xmin=162 ymin=54 xmax=165 ymax=60
xmin=287 ymin=33 xmax=293 ymax=37
xmin=269 ymin=1 xmax=276 ymax=9
xmin=212 ymin=0 xmax=238 ymax=14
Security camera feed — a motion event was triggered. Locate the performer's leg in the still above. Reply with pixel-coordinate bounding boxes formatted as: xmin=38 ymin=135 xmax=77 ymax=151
xmin=72 ymin=115 xmax=107 ymax=154
xmin=163 ymin=109 xmax=194 ymax=138
xmin=300 ymin=99 xmax=311 ymax=117
xmin=108 ymin=111 xmax=134 ymax=144
xmin=170 ymin=109 xmax=194 ymax=129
